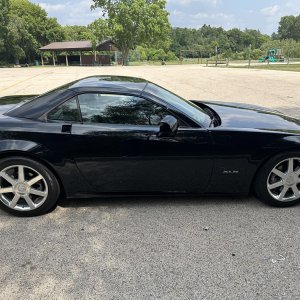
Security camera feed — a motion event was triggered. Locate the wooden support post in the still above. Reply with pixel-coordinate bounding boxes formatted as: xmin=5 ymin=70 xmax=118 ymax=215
xmin=206 ymin=59 xmax=208 ymax=67
xmin=115 ymin=51 xmax=118 ymax=65
xmin=52 ymin=51 xmax=56 ymax=66
xmin=65 ymin=53 xmax=69 ymax=66
xmin=80 ymin=51 xmax=82 ymax=66
xmin=226 ymin=58 xmax=229 ymax=67
xmin=40 ymin=53 xmax=44 ymax=66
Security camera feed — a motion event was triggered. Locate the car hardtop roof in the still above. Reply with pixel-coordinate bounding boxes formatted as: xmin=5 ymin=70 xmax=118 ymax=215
xmin=68 ymin=75 xmax=149 ymax=92
xmin=4 ymin=76 xmax=150 ymax=120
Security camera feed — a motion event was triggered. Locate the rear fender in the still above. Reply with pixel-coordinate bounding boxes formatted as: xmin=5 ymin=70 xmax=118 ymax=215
xmin=0 ymin=139 xmax=40 ymax=152
xmin=0 ymin=139 xmax=89 ymax=196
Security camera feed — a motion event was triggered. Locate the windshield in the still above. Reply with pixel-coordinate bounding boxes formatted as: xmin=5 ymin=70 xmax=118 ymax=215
xmin=144 ymin=83 xmax=209 ymax=126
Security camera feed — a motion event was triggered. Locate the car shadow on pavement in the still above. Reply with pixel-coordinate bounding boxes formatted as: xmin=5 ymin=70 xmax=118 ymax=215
xmin=0 ymin=195 xmax=260 ymax=217
xmin=57 ymin=195 xmax=259 ymax=209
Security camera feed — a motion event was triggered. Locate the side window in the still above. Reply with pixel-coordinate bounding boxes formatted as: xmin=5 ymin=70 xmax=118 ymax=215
xmin=78 ymin=93 xmax=170 ymax=126
xmin=47 ymin=97 xmax=80 ymax=122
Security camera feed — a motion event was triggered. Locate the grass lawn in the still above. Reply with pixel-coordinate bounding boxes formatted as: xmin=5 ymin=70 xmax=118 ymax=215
xmin=232 ymin=63 xmax=300 ymax=72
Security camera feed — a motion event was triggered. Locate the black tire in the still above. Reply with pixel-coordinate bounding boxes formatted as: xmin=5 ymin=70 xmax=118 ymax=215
xmin=255 ymin=152 xmax=300 ymax=207
xmin=0 ymin=156 xmax=60 ymax=217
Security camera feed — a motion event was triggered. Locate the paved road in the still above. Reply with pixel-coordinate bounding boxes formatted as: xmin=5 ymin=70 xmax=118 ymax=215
xmin=0 ymin=66 xmax=300 ymax=299
xmin=0 ymin=196 xmax=299 ymax=299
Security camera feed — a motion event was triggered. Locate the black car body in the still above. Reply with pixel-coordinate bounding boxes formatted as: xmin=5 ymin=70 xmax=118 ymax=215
xmin=0 ymin=76 xmax=300 ymax=216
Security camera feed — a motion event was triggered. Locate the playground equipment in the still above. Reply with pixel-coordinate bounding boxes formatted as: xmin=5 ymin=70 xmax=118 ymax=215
xmin=258 ymin=48 xmax=285 ymax=63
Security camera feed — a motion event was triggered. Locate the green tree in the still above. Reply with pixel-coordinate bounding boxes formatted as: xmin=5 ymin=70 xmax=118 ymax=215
xmin=91 ymin=0 xmax=170 ymax=64
xmin=1 ymin=0 xmax=65 ymax=64
xmin=278 ymin=15 xmax=300 ymax=41
xmin=64 ymin=25 xmax=93 ymax=41
xmin=6 ymin=16 xmax=36 ymax=63
xmin=227 ymin=28 xmax=245 ymax=52
xmin=88 ymin=18 xmax=111 ymax=43
xmin=0 ymin=0 xmax=10 ymax=61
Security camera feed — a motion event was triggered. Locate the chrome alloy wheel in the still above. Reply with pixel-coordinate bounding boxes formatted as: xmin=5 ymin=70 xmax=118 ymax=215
xmin=267 ymin=158 xmax=300 ymax=202
xmin=0 ymin=165 xmax=48 ymax=211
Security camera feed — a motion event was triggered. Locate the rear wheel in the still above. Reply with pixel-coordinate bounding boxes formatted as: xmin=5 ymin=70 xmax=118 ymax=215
xmin=0 ymin=157 xmax=60 ymax=216
xmin=255 ymin=152 xmax=300 ymax=207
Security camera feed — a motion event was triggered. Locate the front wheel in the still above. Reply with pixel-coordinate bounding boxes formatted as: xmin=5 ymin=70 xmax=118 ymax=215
xmin=0 ymin=157 xmax=60 ymax=216
xmin=255 ymin=152 xmax=300 ymax=207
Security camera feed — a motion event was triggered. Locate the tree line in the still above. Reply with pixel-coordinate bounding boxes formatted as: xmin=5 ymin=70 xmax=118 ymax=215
xmin=0 ymin=0 xmax=64 ymax=64
xmin=1 ymin=0 xmax=300 ymax=65
xmin=169 ymin=22 xmax=300 ymax=61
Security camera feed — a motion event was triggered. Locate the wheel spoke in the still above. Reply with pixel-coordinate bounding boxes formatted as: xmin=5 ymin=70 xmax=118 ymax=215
xmin=23 ymin=195 xmax=36 ymax=209
xmin=288 ymin=158 xmax=294 ymax=173
xmin=0 ymin=171 xmax=16 ymax=185
xmin=267 ymin=157 xmax=300 ymax=202
xmin=9 ymin=194 xmax=20 ymax=208
xmin=0 ymin=187 xmax=14 ymax=194
xmin=0 ymin=164 xmax=49 ymax=211
xmin=268 ymin=181 xmax=284 ymax=190
xmin=29 ymin=188 xmax=47 ymax=197
xmin=278 ymin=186 xmax=289 ymax=201
xmin=272 ymin=169 xmax=286 ymax=179
xmin=18 ymin=166 xmax=25 ymax=182
xmin=291 ymin=185 xmax=300 ymax=198
xmin=27 ymin=175 xmax=43 ymax=186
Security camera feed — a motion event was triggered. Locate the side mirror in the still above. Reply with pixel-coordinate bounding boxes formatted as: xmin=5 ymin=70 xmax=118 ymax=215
xmin=158 ymin=115 xmax=179 ymax=137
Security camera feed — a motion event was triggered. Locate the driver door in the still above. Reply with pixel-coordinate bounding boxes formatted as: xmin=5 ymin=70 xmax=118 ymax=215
xmin=49 ymin=93 xmax=213 ymax=193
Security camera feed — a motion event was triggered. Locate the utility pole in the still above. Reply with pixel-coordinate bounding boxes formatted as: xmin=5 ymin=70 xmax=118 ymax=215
xmin=248 ymin=44 xmax=252 ymax=68
xmin=287 ymin=41 xmax=291 ymax=65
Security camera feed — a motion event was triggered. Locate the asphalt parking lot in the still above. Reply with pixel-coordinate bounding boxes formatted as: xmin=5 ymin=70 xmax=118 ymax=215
xmin=0 ymin=65 xmax=300 ymax=299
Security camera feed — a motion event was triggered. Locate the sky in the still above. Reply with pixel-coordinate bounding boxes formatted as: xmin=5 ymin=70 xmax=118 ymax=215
xmin=31 ymin=0 xmax=300 ymax=35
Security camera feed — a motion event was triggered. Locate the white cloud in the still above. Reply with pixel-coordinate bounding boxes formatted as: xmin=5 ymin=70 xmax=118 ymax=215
xmin=260 ymin=5 xmax=279 ymax=16
xmin=192 ymin=12 xmax=233 ymax=21
xmin=170 ymin=9 xmax=233 ymax=29
xmin=34 ymin=0 xmax=299 ymax=34
xmin=39 ymin=3 xmax=66 ymax=12
xmin=167 ymin=0 xmax=220 ymax=8
xmin=259 ymin=1 xmax=300 ymax=33
xmin=37 ymin=0 xmax=103 ymax=25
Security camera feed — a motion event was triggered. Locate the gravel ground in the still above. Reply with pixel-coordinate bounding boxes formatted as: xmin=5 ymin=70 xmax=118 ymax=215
xmin=0 ymin=65 xmax=300 ymax=300
xmin=1 ymin=65 xmax=300 ymax=116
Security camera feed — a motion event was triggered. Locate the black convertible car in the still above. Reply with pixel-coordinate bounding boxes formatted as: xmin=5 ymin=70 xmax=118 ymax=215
xmin=0 ymin=75 xmax=300 ymax=216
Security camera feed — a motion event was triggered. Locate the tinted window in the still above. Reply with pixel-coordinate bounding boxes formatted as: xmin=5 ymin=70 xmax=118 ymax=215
xmin=78 ymin=94 xmax=169 ymax=126
xmin=48 ymin=97 xmax=80 ymax=122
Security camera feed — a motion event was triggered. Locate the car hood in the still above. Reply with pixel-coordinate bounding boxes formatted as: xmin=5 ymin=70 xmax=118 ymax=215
xmin=192 ymin=100 xmax=300 ymax=132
